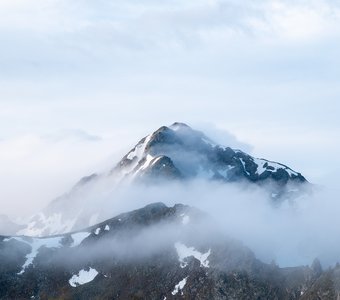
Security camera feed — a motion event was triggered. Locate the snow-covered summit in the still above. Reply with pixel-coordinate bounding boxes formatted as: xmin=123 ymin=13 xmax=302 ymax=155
xmin=112 ymin=122 xmax=306 ymax=185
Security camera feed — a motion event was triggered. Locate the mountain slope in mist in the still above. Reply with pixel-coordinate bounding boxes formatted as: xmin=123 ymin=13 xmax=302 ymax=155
xmin=18 ymin=122 xmax=309 ymax=237
xmin=0 ymin=203 xmax=330 ymax=300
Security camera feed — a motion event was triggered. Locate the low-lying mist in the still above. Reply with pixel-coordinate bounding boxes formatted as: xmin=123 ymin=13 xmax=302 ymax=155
xmin=84 ymin=180 xmax=340 ymax=268
xmin=9 ymin=175 xmax=340 ymax=269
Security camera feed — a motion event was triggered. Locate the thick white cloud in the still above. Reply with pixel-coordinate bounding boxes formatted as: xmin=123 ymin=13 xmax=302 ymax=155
xmin=0 ymin=131 xmax=132 ymax=217
xmin=1 ymin=0 xmax=340 ymax=69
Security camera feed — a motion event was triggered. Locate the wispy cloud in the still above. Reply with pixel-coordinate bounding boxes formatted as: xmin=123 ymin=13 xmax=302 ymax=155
xmin=1 ymin=0 xmax=340 ymax=74
xmin=0 ymin=130 xmax=128 ymax=217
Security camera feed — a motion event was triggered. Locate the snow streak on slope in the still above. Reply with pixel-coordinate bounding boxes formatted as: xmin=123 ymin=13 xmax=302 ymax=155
xmin=125 ymin=134 xmax=153 ymax=174
xmin=4 ymin=236 xmax=63 ymax=274
xmin=172 ymin=277 xmax=188 ymax=296
xmin=3 ymin=229 xmax=92 ymax=274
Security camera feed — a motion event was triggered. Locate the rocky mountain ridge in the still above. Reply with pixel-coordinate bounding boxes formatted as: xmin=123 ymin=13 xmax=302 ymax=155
xmin=1 ymin=203 xmax=337 ymax=300
xmin=113 ymin=122 xmax=306 ymax=186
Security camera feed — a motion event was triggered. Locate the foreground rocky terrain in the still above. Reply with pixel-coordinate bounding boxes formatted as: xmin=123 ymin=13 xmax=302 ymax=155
xmin=1 ymin=203 xmax=338 ymax=300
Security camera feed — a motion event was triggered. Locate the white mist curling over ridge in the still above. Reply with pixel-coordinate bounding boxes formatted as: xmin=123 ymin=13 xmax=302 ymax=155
xmin=0 ymin=131 xmax=130 ymax=218
xmin=13 ymin=165 xmax=339 ymax=268
xmin=6 ymin=178 xmax=340 ymax=269
xmin=1 ymin=124 xmax=338 ymax=268
xmin=194 ymin=122 xmax=253 ymax=153
xmin=18 ymin=212 xmax=78 ymax=237
xmin=87 ymin=180 xmax=339 ymax=268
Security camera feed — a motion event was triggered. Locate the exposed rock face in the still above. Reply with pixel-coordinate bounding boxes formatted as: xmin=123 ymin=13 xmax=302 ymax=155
xmin=0 ymin=203 xmax=332 ymax=300
xmin=113 ymin=122 xmax=306 ymax=187
xmin=17 ymin=122 xmax=310 ymax=237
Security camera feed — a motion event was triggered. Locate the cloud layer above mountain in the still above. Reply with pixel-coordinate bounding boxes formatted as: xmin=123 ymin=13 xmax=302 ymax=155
xmin=0 ymin=1 xmax=339 ymax=217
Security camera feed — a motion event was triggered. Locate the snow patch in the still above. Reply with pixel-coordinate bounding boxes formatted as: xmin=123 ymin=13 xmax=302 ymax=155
xmin=94 ymin=228 xmax=100 ymax=235
xmin=123 ymin=134 xmax=153 ymax=177
xmin=174 ymin=242 xmax=211 ymax=268
xmin=132 ymin=154 xmax=155 ymax=177
xmin=172 ymin=277 xmax=188 ymax=295
xmin=151 ymin=156 xmax=162 ymax=166
xmin=240 ymin=156 xmax=299 ymax=178
xmin=69 ymin=268 xmax=98 ymax=287
xmin=139 ymin=154 xmax=154 ymax=171
xmin=252 ymin=157 xmax=299 ymax=177
xmin=253 ymin=158 xmax=267 ymax=175
xmin=240 ymin=158 xmax=250 ymax=176
xmin=126 ymin=134 xmax=152 ymax=161
xmin=104 ymin=225 xmax=110 ymax=231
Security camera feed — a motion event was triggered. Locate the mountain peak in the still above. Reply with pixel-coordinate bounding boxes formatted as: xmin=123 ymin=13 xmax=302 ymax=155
xmin=169 ymin=122 xmax=192 ymax=131
xmin=18 ymin=122 xmax=309 ymax=236
xmin=113 ymin=122 xmax=306 ymax=188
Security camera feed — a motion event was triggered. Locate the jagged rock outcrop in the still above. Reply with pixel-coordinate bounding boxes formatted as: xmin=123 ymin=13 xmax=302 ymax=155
xmin=113 ymin=122 xmax=306 ymax=187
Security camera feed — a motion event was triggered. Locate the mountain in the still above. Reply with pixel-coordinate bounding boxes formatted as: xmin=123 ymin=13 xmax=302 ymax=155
xmin=0 ymin=203 xmax=331 ymax=300
xmin=18 ymin=122 xmax=309 ymax=237
xmin=112 ymin=122 xmax=306 ymax=186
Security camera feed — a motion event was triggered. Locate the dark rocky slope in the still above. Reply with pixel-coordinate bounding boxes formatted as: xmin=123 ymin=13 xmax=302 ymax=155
xmin=0 ymin=203 xmax=333 ymax=300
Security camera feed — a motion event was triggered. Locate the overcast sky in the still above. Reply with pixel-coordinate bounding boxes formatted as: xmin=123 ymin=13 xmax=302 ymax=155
xmin=0 ymin=0 xmax=339 ymax=217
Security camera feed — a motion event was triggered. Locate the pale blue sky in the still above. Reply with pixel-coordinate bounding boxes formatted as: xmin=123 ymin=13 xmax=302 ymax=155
xmin=0 ymin=0 xmax=339 ymax=216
